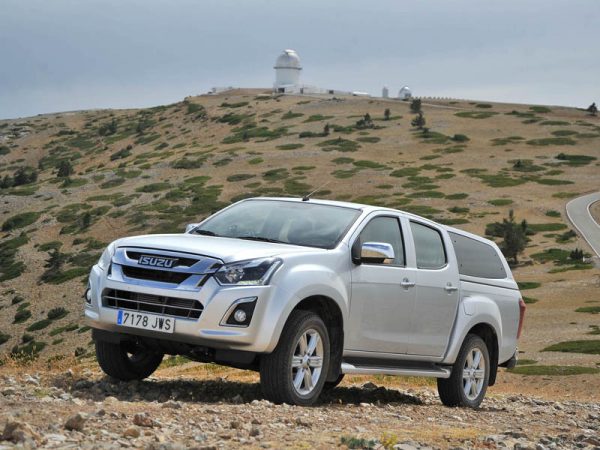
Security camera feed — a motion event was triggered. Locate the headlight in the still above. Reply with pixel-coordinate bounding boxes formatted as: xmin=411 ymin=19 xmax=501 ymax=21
xmin=214 ymin=258 xmax=282 ymax=286
xmin=97 ymin=243 xmax=116 ymax=271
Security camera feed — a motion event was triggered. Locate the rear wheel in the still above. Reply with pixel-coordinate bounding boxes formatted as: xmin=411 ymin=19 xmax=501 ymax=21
xmin=437 ymin=334 xmax=490 ymax=408
xmin=260 ymin=310 xmax=330 ymax=405
xmin=95 ymin=340 xmax=163 ymax=381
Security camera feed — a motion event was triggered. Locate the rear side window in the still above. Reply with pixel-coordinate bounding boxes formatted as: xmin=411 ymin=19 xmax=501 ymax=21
xmin=449 ymin=232 xmax=507 ymax=279
xmin=410 ymin=221 xmax=447 ymax=269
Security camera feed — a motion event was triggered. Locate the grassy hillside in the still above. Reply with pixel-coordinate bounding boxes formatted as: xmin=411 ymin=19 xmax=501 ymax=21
xmin=0 ymin=88 xmax=599 ymax=369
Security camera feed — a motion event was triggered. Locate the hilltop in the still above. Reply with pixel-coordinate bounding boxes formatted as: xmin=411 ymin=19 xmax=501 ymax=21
xmin=0 ymin=88 xmax=599 ymax=399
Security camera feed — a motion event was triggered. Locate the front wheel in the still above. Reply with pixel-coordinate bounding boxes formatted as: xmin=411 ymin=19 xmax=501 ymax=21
xmin=95 ymin=340 xmax=164 ymax=381
xmin=437 ymin=334 xmax=490 ymax=408
xmin=260 ymin=310 xmax=330 ymax=406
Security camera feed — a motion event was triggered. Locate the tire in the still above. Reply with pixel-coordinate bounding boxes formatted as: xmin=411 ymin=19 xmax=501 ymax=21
xmin=260 ymin=310 xmax=330 ymax=406
xmin=323 ymin=373 xmax=345 ymax=391
xmin=95 ymin=339 xmax=164 ymax=381
xmin=437 ymin=334 xmax=490 ymax=408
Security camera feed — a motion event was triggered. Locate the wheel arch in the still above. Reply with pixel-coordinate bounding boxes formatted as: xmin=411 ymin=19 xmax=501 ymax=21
xmin=286 ymin=295 xmax=345 ymax=382
xmin=467 ymin=322 xmax=499 ymax=386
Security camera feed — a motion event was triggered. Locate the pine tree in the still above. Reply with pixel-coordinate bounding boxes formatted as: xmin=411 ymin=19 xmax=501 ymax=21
xmin=410 ymin=98 xmax=422 ymax=114
xmin=587 ymin=102 xmax=598 ymax=116
xmin=411 ymin=112 xmax=426 ymax=130
xmin=384 ymin=108 xmax=391 ymax=120
xmin=57 ymin=160 xmax=74 ymax=178
xmin=500 ymin=210 xmax=527 ymax=265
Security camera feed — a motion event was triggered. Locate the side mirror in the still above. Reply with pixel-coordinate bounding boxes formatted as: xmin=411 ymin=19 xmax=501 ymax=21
xmin=185 ymin=223 xmax=200 ymax=233
xmin=358 ymin=242 xmax=395 ymax=264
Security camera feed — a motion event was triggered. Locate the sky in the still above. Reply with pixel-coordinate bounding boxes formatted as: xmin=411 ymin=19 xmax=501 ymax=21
xmin=1 ymin=0 xmax=599 ymax=119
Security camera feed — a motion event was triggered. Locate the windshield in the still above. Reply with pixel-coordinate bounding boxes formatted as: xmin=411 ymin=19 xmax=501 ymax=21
xmin=193 ymin=199 xmax=361 ymax=249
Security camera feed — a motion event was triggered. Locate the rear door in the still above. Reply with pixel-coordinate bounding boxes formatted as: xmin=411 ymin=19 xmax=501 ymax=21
xmin=347 ymin=214 xmax=416 ymax=354
xmin=406 ymin=220 xmax=460 ymax=357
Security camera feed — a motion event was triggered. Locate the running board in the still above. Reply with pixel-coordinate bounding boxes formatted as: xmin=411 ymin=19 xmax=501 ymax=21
xmin=341 ymin=362 xmax=451 ymax=379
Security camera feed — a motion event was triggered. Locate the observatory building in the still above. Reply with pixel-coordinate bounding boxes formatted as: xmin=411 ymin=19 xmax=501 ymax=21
xmin=274 ymin=49 xmax=302 ymax=93
xmin=398 ymin=86 xmax=412 ymax=100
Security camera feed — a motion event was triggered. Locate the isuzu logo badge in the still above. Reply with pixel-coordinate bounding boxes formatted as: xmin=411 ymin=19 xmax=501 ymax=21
xmin=138 ymin=255 xmax=177 ymax=268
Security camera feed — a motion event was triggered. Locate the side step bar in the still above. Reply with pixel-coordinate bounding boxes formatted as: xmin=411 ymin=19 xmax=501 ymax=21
xmin=341 ymin=362 xmax=451 ymax=379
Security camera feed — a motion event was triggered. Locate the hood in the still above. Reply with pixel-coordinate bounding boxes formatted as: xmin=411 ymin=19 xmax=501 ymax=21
xmin=114 ymin=233 xmax=321 ymax=263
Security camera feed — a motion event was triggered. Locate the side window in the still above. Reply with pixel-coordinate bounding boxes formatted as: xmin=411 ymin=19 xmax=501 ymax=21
xmin=449 ymin=232 xmax=507 ymax=279
xmin=358 ymin=216 xmax=405 ymax=265
xmin=410 ymin=221 xmax=447 ymax=269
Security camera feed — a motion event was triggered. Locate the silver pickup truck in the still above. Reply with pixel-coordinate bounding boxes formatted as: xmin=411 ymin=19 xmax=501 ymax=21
xmin=85 ymin=197 xmax=525 ymax=407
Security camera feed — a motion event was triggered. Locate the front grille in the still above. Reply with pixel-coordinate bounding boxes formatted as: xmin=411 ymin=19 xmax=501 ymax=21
xmin=122 ymin=265 xmax=190 ymax=284
xmin=103 ymin=289 xmax=203 ymax=319
xmin=126 ymin=251 xmax=199 ymax=268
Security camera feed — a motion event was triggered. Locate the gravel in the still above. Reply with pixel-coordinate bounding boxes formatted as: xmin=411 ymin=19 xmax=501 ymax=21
xmin=0 ymin=371 xmax=599 ymax=449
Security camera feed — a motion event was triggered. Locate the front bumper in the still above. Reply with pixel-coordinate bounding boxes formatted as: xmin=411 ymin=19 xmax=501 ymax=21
xmin=85 ymin=264 xmax=286 ymax=353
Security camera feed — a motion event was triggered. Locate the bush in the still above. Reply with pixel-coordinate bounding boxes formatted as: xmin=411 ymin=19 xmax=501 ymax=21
xmin=543 ymin=340 xmax=600 ymax=355
xmin=13 ymin=309 xmax=32 ymax=324
xmin=2 ymin=212 xmax=41 ymax=231
xmin=48 ymin=307 xmax=69 ymax=321
xmin=451 ymin=134 xmax=470 ymax=142
xmin=27 ymin=319 xmax=52 ymax=332
xmin=0 ymin=332 xmax=10 ymax=346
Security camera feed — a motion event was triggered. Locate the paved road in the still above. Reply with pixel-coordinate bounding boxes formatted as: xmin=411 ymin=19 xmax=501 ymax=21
xmin=566 ymin=192 xmax=600 ymax=258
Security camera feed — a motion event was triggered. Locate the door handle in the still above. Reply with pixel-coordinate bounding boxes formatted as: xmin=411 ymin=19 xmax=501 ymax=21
xmin=444 ymin=283 xmax=458 ymax=292
xmin=401 ymin=278 xmax=415 ymax=288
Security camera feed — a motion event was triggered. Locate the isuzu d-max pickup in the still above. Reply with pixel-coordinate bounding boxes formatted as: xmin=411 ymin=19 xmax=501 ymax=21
xmin=85 ymin=197 xmax=525 ymax=407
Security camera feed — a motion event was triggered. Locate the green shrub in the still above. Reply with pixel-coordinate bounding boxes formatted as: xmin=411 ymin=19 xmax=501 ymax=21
xmin=49 ymin=323 xmax=79 ymax=336
xmin=11 ymin=295 xmax=24 ymax=305
xmin=545 ymin=210 xmax=561 ymax=217
xmin=389 ymin=167 xmax=421 ymax=178
xmin=446 ymin=193 xmax=468 ymax=200
xmin=455 ymin=111 xmax=497 ymax=119
xmin=532 ymin=178 xmax=573 ymax=186
xmin=100 ymin=177 xmax=125 ymax=189
xmin=356 ymin=136 xmax=381 ymax=143
xmin=575 ymin=306 xmax=600 ymax=314
xmin=13 ymin=309 xmax=32 ymax=324
xmin=0 ymin=234 xmax=28 ymax=282
xmin=135 ymin=182 xmax=171 ymax=193
xmin=317 ymin=138 xmax=360 ymax=152
xmin=304 ymin=114 xmax=333 ymax=122
xmin=47 ymin=307 xmax=69 ymax=321
xmin=451 ymin=134 xmax=470 ymax=142
xmin=540 ymin=120 xmax=570 ymax=126
xmin=551 ymin=130 xmax=578 ymax=137
xmin=475 ymin=103 xmax=492 ymax=108
xmin=10 ymin=340 xmax=47 ymax=359
xmin=227 ymin=174 xmax=255 ymax=182
xmin=281 ymin=111 xmax=304 ymax=120
xmin=220 ymin=101 xmax=249 ymax=108
xmin=529 ymin=106 xmax=551 ymax=113
xmin=352 ymin=160 xmax=387 ymax=169
xmin=509 ymin=365 xmax=599 ymax=376
xmin=172 ymin=157 xmax=205 ymax=169
xmin=488 ymin=199 xmax=513 ymax=206
xmin=26 ymin=319 xmax=52 ymax=332
xmin=517 ymin=281 xmax=541 ymax=290
xmin=523 ymin=297 xmax=538 ymax=304
xmin=526 ymin=138 xmax=576 ymax=146
xmin=2 ymin=212 xmax=41 ymax=231
xmin=543 ymin=340 xmax=600 ymax=355
xmin=555 ymin=153 xmax=596 ymax=165
xmin=0 ymin=332 xmax=10 ymax=346
xmin=263 ymin=168 xmax=288 ymax=181
xmin=528 ymin=223 xmax=567 ymax=233
xmin=276 ymin=143 xmax=304 ymax=150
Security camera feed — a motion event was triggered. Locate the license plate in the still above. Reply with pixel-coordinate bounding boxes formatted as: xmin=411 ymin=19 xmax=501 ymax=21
xmin=116 ymin=310 xmax=175 ymax=334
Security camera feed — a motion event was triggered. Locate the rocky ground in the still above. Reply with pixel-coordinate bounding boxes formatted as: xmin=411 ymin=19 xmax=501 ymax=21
xmin=1 ymin=369 xmax=599 ymax=450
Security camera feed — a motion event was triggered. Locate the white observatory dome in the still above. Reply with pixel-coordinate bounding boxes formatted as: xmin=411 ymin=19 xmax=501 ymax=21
xmin=398 ymin=86 xmax=412 ymax=100
xmin=274 ymin=49 xmax=302 ymax=91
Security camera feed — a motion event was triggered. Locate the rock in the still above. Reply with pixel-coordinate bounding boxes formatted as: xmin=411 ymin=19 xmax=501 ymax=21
xmin=24 ymin=375 xmax=40 ymax=386
xmin=249 ymin=427 xmax=261 ymax=437
xmin=363 ymin=382 xmax=377 ymax=390
xmin=123 ymin=427 xmax=140 ymax=438
xmin=64 ymin=413 xmax=87 ymax=432
xmin=230 ymin=420 xmax=242 ymax=429
xmin=295 ymin=417 xmax=311 ymax=428
xmin=1 ymin=419 xmax=42 ymax=444
xmin=1 ymin=388 xmax=15 ymax=397
xmin=133 ymin=413 xmax=155 ymax=428
xmin=161 ymin=400 xmax=182 ymax=409
xmin=231 ymin=394 xmax=243 ymax=404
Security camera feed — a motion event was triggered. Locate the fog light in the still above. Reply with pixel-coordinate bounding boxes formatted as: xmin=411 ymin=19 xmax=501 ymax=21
xmin=233 ymin=309 xmax=247 ymax=323
xmin=221 ymin=297 xmax=257 ymax=327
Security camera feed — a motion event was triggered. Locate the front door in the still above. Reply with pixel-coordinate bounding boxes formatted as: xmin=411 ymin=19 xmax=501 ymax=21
xmin=347 ymin=215 xmax=416 ymax=354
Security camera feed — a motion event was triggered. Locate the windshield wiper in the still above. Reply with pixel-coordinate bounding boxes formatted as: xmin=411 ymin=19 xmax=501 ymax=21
xmin=234 ymin=235 xmax=287 ymax=244
xmin=192 ymin=229 xmax=220 ymax=237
